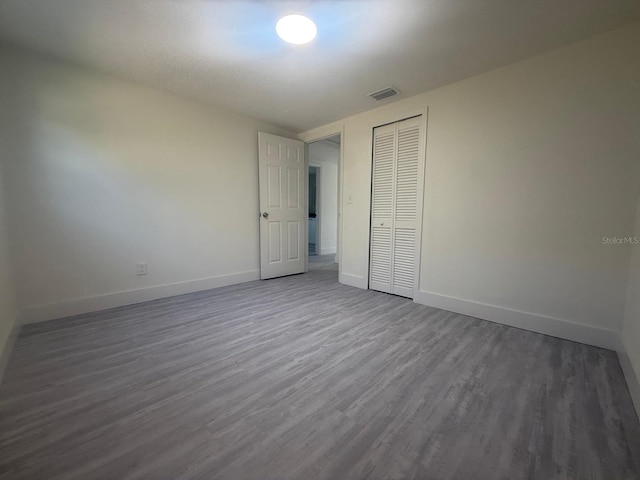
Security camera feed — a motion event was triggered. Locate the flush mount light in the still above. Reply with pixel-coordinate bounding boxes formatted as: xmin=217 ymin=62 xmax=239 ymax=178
xmin=276 ymin=14 xmax=317 ymax=45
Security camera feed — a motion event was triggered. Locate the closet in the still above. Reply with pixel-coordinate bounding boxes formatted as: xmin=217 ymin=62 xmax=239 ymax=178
xmin=369 ymin=115 xmax=425 ymax=298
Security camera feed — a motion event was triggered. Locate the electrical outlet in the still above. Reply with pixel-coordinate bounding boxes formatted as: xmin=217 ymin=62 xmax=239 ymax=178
xmin=136 ymin=262 xmax=148 ymax=276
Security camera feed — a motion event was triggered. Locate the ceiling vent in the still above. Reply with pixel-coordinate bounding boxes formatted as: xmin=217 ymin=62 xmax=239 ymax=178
xmin=369 ymin=86 xmax=399 ymax=101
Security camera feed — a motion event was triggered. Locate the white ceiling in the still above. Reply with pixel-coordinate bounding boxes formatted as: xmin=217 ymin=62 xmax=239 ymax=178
xmin=0 ymin=1 xmax=639 ymax=133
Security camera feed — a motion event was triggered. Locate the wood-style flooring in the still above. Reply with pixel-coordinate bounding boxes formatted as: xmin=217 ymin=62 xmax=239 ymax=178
xmin=308 ymin=254 xmax=337 ymax=271
xmin=0 ymin=267 xmax=639 ymax=479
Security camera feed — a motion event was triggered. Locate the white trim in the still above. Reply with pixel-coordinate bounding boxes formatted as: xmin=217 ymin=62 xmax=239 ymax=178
xmin=619 ymin=337 xmax=640 ymax=420
xmin=298 ymin=122 xmax=344 ymax=144
xmin=0 ymin=318 xmax=20 ymax=386
xmin=337 ymin=132 xmax=343 ymax=267
xmin=20 ymin=270 xmax=260 ymax=324
xmin=320 ymin=247 xmax=337 ymax=255
xmin=303 ymin=143 xmax=310 ymax=273
xmin=415 ymin=109 xmax=429 ymax=300
xmin=415 ymin=290 xmax=620 ymax=350
xmin=309 ymin=162 xmax=322 ymax=254
xmin=339 ymin=272 xmax=367 ymax=289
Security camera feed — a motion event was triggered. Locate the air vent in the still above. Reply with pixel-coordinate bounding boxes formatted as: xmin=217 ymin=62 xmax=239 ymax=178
xmin=369 ymin=86 xmax=399 ymax=101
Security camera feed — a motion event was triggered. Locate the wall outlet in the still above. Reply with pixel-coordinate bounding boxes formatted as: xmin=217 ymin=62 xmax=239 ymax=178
xmin=136 ymin=262 xmax=148 ymax=276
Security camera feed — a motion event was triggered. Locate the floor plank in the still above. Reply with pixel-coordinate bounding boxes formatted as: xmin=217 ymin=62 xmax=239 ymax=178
xmin=0 ymin=268 xmax=638 ymax=479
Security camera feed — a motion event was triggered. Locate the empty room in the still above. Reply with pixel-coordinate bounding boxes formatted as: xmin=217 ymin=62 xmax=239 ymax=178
xmin=1 ymin=1 xmax=640 ymax=479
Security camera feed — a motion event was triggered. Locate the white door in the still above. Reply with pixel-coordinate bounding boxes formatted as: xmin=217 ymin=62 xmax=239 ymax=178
xmin=369 ymin=123 xmax=396 ymax=294
xmin=369 ymin=116 xmax=425 ymax=298
xmin=258 ymin=132 xmax=305 ymax=279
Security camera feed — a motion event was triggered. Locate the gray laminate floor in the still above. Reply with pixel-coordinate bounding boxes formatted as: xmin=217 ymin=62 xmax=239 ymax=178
xmin=0 ymin=268 xmax=639 ymax=480
xmin=309 ymin=254 xmax=337 ymax=271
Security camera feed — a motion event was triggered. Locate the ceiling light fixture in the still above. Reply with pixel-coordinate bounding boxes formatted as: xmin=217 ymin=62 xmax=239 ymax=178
xmin=276 ymin=14 xmax=317 ymax=45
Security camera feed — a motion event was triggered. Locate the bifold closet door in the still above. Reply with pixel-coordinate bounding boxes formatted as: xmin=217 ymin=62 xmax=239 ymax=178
xmin=369 ymin=123 xmax=396 ymax=294
xmin=369 ymin=116 xmax=424 ymax=298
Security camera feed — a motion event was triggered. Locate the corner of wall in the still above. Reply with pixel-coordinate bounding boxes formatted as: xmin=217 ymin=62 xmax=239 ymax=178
xmin=620 ymin=188 xmax=640 ymax=419
xmin=618 ymin=337 xmax=640 ymax=420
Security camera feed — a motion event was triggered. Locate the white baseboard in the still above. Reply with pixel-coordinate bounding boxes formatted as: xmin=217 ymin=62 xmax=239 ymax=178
xmin=20 ymin=270 xmax=260 ymax=324
xmin=618 ymin=337 xmax=640 ymax=420
xmin=320 ymin=247 xmax=337 ymax=256
xmin=0 ymin=318 xmax=20 ymax=386
xmin=339 ymin=272 xmax=367 ymax=289
xmin=415 ymin=290 xmax=640 ymax=419
xmin=414 ymin=290 xmax=621 ymax=351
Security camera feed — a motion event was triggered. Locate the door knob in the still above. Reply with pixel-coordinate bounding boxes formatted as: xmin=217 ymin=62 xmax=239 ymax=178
xmin=262 ymin=212 xmax=269 ymax=218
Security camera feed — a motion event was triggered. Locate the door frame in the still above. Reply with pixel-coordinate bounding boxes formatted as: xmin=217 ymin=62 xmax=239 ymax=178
xmin=366 ymin=108 xmax=428 ymax=299
xmin=308 ymin=163 xmax=322 ymax=256
xmin=300 ymin=127 xmax=344 ymax=274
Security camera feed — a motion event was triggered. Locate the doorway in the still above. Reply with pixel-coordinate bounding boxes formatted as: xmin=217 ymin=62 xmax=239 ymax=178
xmin=308 ymin=166 xmax=319 ymax=255
xmin=307 ymin=134 xmax=340 ymax=270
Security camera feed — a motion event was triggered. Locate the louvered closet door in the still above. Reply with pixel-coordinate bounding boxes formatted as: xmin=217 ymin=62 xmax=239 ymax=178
xmin=369 ymin=116 xmax=424 ymax=298
xmin=369 ymin=123 xmax=396 ymax=294
xmin=392 ymin=117 xmax=422 ymax=297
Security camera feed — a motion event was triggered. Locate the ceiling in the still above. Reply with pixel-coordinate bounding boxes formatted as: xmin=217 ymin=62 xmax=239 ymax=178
xmin=0 ymin=1 xmax=639 ymax=133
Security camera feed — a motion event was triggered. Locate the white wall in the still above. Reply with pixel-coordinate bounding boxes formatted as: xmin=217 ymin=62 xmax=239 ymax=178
xmin=0 ymin=164 xmax=17 ymax=380
xmin=0 ymin=47 xmax=295 ymax=323
xmin=300 ymin=22 xmax=640 ymax=348
xmin=622 ymin=191 xmax=640 ymax=411
xmin=308 ymin=140 xmax=339 ymax=256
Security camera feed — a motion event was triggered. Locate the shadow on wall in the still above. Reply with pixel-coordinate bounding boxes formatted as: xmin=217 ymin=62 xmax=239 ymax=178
xmin=0 ymin=49 xmax=292 ymax=312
